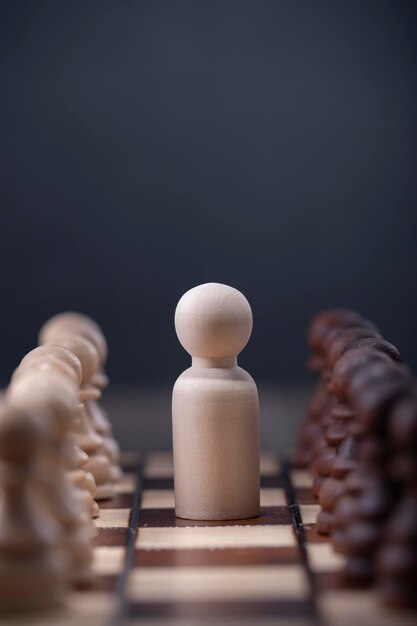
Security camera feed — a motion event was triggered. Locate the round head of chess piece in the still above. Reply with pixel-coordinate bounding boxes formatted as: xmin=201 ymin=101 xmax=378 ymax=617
xmin=351 ymin=363 xmax=413 ymax=437
xmin=39 ymin=311 xmax=108 ymax=367
xmin=7 ymin=369 xmax=79 ymax=429
xmin=324 ymin=327 xmax=382 ymax=372
xmin=44 ymin=334 xmax=100 ymax=386
xmin=17 ymin=345 xmax=82 ymax=387
xmin=328 ymin=340 xmax=400 ymax=401
xmin=307 ymin=309 xmax=366 ymax=351
xmin=175 ymin=282 xmax=253 ymax=362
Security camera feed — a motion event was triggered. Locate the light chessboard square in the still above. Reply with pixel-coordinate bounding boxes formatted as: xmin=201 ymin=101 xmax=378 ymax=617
xmin=94 ymin=508 xmax=130 ymax=528
xmin=128 ymin=565 xmax=308 ymax=602
xmin=93 ymin=546 xmax=125 ymax=575
xmin=298 ymin=504 xmax=320 ymax=525
xmin=141 ymin=489 xmax=175 ymax=508
xmin=260 ymin=487 xmax=286 ymax=506
xmin=259 ymin=452 xmax=281 ymax=475
xmin=307 ymin=543 xmax=345 ymax=572
xmin=23 ymin=593 xmax=116 ymax=626
xmin=136 ymin=525 xmax=295 ymax=550
xmin=290 ymin=470 xmax=313 ymax=489
xmin=318 ymin=590 xmax=416 ymax=626
xmin=145 ymin=451 xmax=174 ymax=477
xmin=113 ymin=472 xmax=136 ymax=494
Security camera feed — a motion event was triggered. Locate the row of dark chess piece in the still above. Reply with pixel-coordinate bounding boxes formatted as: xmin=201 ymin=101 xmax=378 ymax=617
xmin=0 ymin=312 xmax=121 ymax=611
xmin=296 ymin=309 xmax=417 ymax=609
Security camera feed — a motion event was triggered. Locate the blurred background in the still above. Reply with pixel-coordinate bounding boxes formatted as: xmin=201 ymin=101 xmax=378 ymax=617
xmin=0 ymin=1 xmax=416 ymax=446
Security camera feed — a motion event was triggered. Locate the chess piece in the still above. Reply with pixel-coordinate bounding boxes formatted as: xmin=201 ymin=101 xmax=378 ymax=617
xmin=306 ymin=309 xmax=367 ymax=372
xmin=39 ymin=312 xmax=108 ymax=372
xmin=316 ymin=340 xmax=400 ymax=535
xmin=376 ymin=393 xmax=417 ymax=607
xmin=332 ymin=361 xmax=413 ymax=585
xmin=296 ymin=309 xmax=376 ymax=468
xmin=45 ymin=334 xmax=114 ymax=500
xmin=311 ymin=324 xmax=381 ymax=496
xmin=295 ymin=380 xmax=334 ymax=468
xmin=39 ymin=312 xmax=122 ymax=483
xmin=0 ymin=405 xmax=67 ymax=610
xmin=12 ymin=345 xmax=100 ymax=518
xmin=17 ymin=344 xmax=83 ymax=387
xmin=86 ymin=400 xmax=123 ymax=482
xmin=172 ymin=283 xmax=260 ymax=521
xmin=7 ymin=370 xmax=95 ymax=584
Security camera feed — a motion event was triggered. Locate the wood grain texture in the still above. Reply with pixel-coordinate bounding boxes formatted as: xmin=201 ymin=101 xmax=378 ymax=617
xmin=128 ymin=565 xmax=308 ymax=602
xmin=136 ymin=524 xmax=296 ymax=550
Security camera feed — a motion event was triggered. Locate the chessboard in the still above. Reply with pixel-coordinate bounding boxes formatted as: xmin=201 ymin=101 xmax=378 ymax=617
xmin=16 ymin=450 xmax=416 ymax=626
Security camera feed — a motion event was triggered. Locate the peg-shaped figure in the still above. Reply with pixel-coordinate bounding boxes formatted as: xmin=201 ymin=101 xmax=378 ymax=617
xmin=173 ymin=282 xmax=260 ymax=520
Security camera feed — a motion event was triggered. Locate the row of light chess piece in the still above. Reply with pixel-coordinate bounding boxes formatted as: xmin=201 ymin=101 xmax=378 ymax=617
xmin=0 ymin=312 xmax=121 ymax=611
xmin=296 ymin=309 xmax=417 ymax=609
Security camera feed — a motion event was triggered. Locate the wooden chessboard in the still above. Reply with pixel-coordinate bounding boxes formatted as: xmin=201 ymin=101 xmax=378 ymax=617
xmin=14 ymin=451 xmax=417 ymax=626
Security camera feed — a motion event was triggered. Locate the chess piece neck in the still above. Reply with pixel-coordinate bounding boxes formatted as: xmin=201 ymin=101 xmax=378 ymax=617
xmin=192 ymin=356 xmax=237 ymax=368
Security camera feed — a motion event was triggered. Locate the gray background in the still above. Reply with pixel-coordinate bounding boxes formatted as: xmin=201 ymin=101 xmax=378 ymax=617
xmin=1 ymin=0 xmax=416 ymax=386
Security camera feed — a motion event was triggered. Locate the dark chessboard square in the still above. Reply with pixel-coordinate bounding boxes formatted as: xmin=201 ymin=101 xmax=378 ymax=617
xmin=99 ymin=493 xmax=133 ymax=509
xmin=133 ymin=546 xmax=301 ymax=568
xmin=96 ymin=527 xmax=127 ymax=547
xmin=138 ymin=506 xmax=291 ymax=528
xmin=129 ymin=599 xmax=313 ymax=619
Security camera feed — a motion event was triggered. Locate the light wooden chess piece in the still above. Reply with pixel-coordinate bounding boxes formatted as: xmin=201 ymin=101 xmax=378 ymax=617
xmin=39 ymin=312 xmax=123 ymax=484
xmin=172 ymin=282 xmax=260 ymax=521
xmin=7 ymin=370 xmax=95 ymax=585
xmin=39 ymin=312 xmax=108 ymax=374
xmin=43 ymin=334 xmax=115 ymax=500
xmin=67 ymin=418 xmax=101 ymax=520
xmin=16 ymin=343 xmax=83 ymax=387
xmin=13 ymin=345 xmax=100 ymax=519
xmin=0 ymin=405 xmax=68 ymax=611
xmin=86 ymin=399 xmax=123 ymax=482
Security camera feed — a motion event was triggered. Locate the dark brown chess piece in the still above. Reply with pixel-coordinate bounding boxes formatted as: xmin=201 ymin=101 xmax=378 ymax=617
xmin=296 ymin=310 xmax=358 ymax=467
xmin=295 ymin=309 xmax=375 ymax=469
xmin=295 ymin=379 xmax=334 ymax=468
xmin=311 ymin=324 xmax=382 ymax=497
xmin=376 ymin=392 xmax=417 ymax=607
xmin=306 ymin=309 xmax=366 ymax=373
xmin=316 ymin=339 xmax=401 ymax=535
xmin=332 ymin=361 xmax=413 ymax=586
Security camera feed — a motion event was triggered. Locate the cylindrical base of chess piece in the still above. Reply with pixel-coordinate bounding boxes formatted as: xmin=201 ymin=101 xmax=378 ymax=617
xmin=172 ymin=366 xmax=260 ymax=521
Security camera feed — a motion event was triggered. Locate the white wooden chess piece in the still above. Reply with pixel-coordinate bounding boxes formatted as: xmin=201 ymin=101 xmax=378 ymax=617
xmin=172 ymin=282 xmax=260 ymax=520
xmin=12 ymin=345 xmax=100 ymax=519
xmin=39 ymin=312 xmax=123 ymax=484
xmin=48 ymin=334 xmax=114 ymax=500
xmin=7 ymin=370 xmax=95 ymax=584
xmin=0 ymin=406 xmax=68 ymax=610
